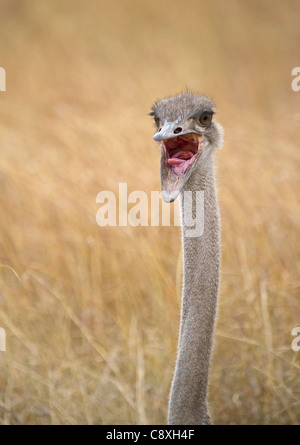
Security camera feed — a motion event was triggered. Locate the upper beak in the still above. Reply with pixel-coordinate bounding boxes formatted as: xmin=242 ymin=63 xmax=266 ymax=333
xmin=153 ymin=121 xmax=193 ymax=142
xmin=153 ymin=122 xmax=177 ymax=142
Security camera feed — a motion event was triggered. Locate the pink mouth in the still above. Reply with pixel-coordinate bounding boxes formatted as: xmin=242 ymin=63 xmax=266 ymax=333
xmin=164 ymin=134 xmax=202 ymax=176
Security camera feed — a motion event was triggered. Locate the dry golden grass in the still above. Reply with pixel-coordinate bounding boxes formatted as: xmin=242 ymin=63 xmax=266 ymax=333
xmin=0 ymin=0 xmax=300 ymax=424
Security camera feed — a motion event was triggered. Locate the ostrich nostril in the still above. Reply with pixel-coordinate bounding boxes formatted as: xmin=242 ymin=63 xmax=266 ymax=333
xmin=158 ymin=128 xmax=162 ymax=132
xmin=174 ymin=127 xmax=182 ymax=134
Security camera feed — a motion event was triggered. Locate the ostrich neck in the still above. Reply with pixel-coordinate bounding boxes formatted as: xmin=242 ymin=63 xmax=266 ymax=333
xmin=168 ymin=159 xmax=220 ymax=425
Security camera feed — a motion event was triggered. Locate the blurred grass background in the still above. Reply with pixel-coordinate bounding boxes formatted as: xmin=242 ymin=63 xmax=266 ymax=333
xmin=0 ymin=0 xmax=300 ymax=424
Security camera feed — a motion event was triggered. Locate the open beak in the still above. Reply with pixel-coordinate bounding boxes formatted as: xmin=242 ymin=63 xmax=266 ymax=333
xmin=154 ymin=124 xmax=205 ymax=202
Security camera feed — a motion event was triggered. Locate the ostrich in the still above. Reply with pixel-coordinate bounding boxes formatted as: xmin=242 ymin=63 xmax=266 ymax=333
xmin=150 ymin=92 xmax=223 ymax=425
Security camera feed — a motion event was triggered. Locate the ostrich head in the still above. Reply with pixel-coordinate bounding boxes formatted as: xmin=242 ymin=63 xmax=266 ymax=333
xmin=150 ymin=92 xmax=223 ymax=202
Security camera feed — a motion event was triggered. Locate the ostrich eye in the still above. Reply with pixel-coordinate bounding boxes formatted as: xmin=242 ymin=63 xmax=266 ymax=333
xmin=154 ymin=117 xmax=160 ymax=127
xmin=198 ymin=112 xmax=212 ymax=126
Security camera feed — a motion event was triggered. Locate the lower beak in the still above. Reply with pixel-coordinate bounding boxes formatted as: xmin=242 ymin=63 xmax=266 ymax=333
xmin=160 ymin=147 xmax=188 ymax=202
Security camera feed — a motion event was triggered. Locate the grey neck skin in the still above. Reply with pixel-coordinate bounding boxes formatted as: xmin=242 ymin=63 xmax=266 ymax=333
xmin=168 ymin=159 xmax=220 ymax=425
